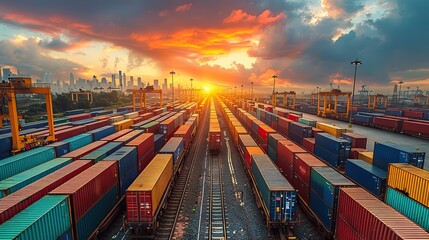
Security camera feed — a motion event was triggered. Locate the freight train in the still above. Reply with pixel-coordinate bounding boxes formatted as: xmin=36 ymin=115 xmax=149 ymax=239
xmin=219 ymin=96 xmax=429 ymax=239
xmin=208 ymin=99 xmax=222 ymax=154
xmin=0 ymin=100 xmax=204 ymax=239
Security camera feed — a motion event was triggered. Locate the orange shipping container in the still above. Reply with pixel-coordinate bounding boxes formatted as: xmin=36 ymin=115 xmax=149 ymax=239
xmin=112 ymin=119 xmax=134 ymax=131
xmin=244 ymin=147 xmax=264 ymax=170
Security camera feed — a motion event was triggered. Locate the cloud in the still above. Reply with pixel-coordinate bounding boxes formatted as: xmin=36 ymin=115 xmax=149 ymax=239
xmin=176 ymin=3 xmax=192 ymax=12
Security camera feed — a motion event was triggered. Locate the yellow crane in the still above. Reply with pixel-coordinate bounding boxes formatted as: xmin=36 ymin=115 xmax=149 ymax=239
xmin=0 ymin=77 xmax=55 ymax=154
xmin=132 ymin=86 xmax=163 ymax=112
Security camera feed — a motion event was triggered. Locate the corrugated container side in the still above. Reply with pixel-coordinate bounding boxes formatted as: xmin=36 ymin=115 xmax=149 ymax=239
xmin=277 ymin=140 xmax=306 ymax=182
xmin=0 ymin=160 xmax=92 ymax=225
xmin=100 ymin=129 xmax=133 ymax=141
xmin=63 ymin=134 xmax=93 ymax=151
xmin=80 ymin=142 xmax=124 ymax=162
xmin=48 ymin=142 xmax=70 ymax=157
xmin=345 ymin=160 xmax=386 ymax=198
xmin=335 ymin=214 xmax=364 ymax=240
xmin=373 ymin=142 xmax=425 ymax=171
xmin=0 ymin=195 xmax=71 ymax=240
xmin=62 ymin=141 xmax=108 ymax=160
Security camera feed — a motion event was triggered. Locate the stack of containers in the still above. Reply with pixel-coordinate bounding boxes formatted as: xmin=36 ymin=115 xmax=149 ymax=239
xmin=86 ymin=125 xmax=116 ymax=141
xmin=292 ymin=153 xmax=327 ymax=204
xmin=276 ymin=140 xmax=306 ymax=182
xmin=277 ymin=116 xmax=292 ymax=137
xmin=373 ymin=117 xmax=402 ymax=132
xmin=82 ymin=119 xmax=110 ymax=131
xmin=309 ymin=167 xmax=355 ymax=234
xmin=62 ymin=141 xmax=108 ymax=160
xmin=238 ymin=135 xmax=258 ymax=158
xmin=251 ymin=154 xmax=297 ymax=223
xmin=160 ymin=137 xmax=184 ymax=168
xmin=0 ymin=160 xmax=92 ymax=225
xmin=314 ymin=133 xmax=350 ymax=169
xmin=49 ymin=161 xmax=119 ymax=240
xmin=302 ymin=138 xmax=315 ymax=153
xmin=341 ymin=132 xmax=367 ymax=148
xmin=385 ymin=164 xmax=429 ymax=231
xmin=267 ymin=133 xmax=287 ymax=162
xmin=357 ymin=151 xmax=373 ymax=164
xmin=103 ymin=147 xmax=139 ymax=197
xmin=63 ymin=134 xmax=93 ymax=151
xmin=345 ymin=159 xmax=386 ymax=199
xmin=113 ymin=130 xmax=143 ymax=144
xmin=141 ymin=121 xmax=160 ymax=134
xmin=126 ymin=133 xmax=155 ymax=172
xmin=297 ymin=118 xmax=317 ymax=127
xmin=257 ymin=124 xmax=276 ymax=152
xmin=112 ymin=119 xmax=134 ymax=131
xmin=47 ymin=141 xmax=70 ymax=157
xmin=153 ymin=134 xmax=165 ymax=154
xmin=315 ymin=123 xmax=346 ymax=137
xmin=101 ymin=129 xmax=133 ymax=141
xmin=0 ymin=158 xmax=72 ymax=198
xmin=288 ymin=122 xmax=312 ymax=145
xmin=80 ymin=142 xmax=123 ymax=162
xmin=159 ymin=117 xmax=175 ymax=141
xmin=373 ymin=142 xmax=425 ymax=171
xmin=173 ymin=124 xmax=192 ymax=148
xmin=336 ymin=187 xmax=429 ymax=239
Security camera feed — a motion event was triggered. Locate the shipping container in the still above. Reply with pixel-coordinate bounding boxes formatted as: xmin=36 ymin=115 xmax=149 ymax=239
xmin=357 ymin=151 xmax=373 ymax=164
xmin=141 ymin=121 xmax=160 ymax=133
xmin=0 ymin=195 xmax=71 ymax=240
xmin=315 ymin=123 xmax=346 ymax=137
xmin=154 ymin=134 xmax=165 ymax=154
xmin=63 ymin=133 xmax=93 ymax=151
xmin=314 ymin=133 xmax=350 ymax=169
xmin=298 ymin=118 xmax=317 ymax=127
xmin=0 ymin=146 xmax=55 ymax=181
xmin=373 ymin=142 xmax=425 ymax=171
xmin=159 ymin=137 xmax=184 ymax=165
xmin=86 ymin=125 xmax=116 ymax=141
xmin=49 ymin=161 xmax=118 ymax=222
xmin=302 ymin=138 xmax=315 ymax=153
xmin=0 ymin=160 xmax=92 ymax=225
xmin=126 ymin=154 xmax=173 ymax=223
xmin=62 ymin=141 xmax=108 ymax=160
xmin=385 ymin=186 xmax=429 ymax=231
xmin=373 ymin=117 xmax=402 ymax=132
xmin=310 ymin=166 xmax=355 ymax=233
xmin=244 ymin=146 xmax=264 ymax=170
xmin=276 ymin=140 xmax=306 ymax=182
xmin=80 ymin=142 xmax=124 ymax=162
xmin=288 ymin=122 xmax=312 ymax=145
xmin=174 ymin=124 xmax=193 ymax=148
xmin=100 ymin=129 xmax=133 ymax=142
xmin=126 ymin=133 xmax=155 ymax=172
xmin=251 ymin=154 xmax=297 ymax=223
xmin=345 ymin=159 xmax=386 ymax=198
xmin=48 ymin=141 xmax=70 ymax=157
xmin=336 ymin=187 xmax=429 ymax=240
xmin=0 ymin=158 xmax=72 ymax=198
xmin=267 ymin=133 xmax=287 ymax=162
xmin=114 ymin=130 xmax=144 ymax=144
xmin=238 ymin=134 xmax=258 ymax=159
xmin=112 ymin=119 xmax=134 ymax=131
xmin=387 ymin=163 xmax=429 ymax=208
xmin=341 ymin=132 xmax=367 ymax=148
xmin=311 ymin=127 xmax=324 ymax=138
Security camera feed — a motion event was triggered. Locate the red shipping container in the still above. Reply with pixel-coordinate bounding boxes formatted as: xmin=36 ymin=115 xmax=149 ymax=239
xmin=402 ymin=120 xmax=429 ymax=137
xmin=67 ymin=113 xmax=92 ymax=122
xmin=312 ymin=127 xmax=324 ymax=138
xmin=145 ymin=122 xmax=160 ymax=134
xmin=34 ymin=125 xmax=72 ymax=137
xmin=373 ymin=117 xmax=402 ymax=131
xmin=287 ymin=113 xmax=300 ymax=122
xmin=0 ymin=160 xmax=92 ymax=224
xmin=101 ymin=129 xmax=133 ymax=141
xmin=52 ymin=125 xmax=87 ymax=141
xmin=335 ymin=215 xmax=364 ymax=240
xmin=276 ymin=110 xmax=288 ymax=118
xmin=302 ymin=138 xmax=315 ymax=153
xmin=278 ymin=117 xmax=292 ymax=137
xmin=341 ymin=132 xmax=367 ymax=148
xmin=277 ymin=140 xmax=307 ymax=172
xmin=133 ymin=117 xmax=144 ymax=124
xmin=337 ymin=188 xmax=429 ymax=240
xmin=126 ymin=133 xmax=155 ymax=172
xmin=265 ymin=106 xmax=273 ymax=112
xmin=404 ymin=110 xmax=424 ymax=119
xmin=292 ymin=173 xmax=310 ymax=204
xmin=174 ymin=124 xmax=192 ymax=148
xmin=50 ymin=161 xmax=118 ymax=222
xmin=62 ymin=141 xmax=108 ymax=160
xmin=83 ymin=119 xmax=110 ymax=131
xmin=349 ymin=148 xmax=367 ymax=159
xmin=293 ymin=153 xmax=327 ymax=185
xmin=152 ymin=109 xmax=163 ymax=115
xmin=114 ymin=130 xmax=144 ymax=144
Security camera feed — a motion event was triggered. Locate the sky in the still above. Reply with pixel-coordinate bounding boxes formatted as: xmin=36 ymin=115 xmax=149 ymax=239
xmin=0 ymin=0 xmax=428 ymax=94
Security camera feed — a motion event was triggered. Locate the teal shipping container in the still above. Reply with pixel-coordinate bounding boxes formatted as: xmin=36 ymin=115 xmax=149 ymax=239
xmin=75 ymin=184 xmax=118 ymax=240
xmin=63 ymin=133 xmax=93 ymax=151
xmin=298 ymin=118 xmax=317 ymax=127
xmin=0 ymin=195 xmax=71 ymax=240
xmin=0 ymin=146 xmax=55 ymax=181
xmin=54 ymin=118 xmax=70 ymax=124
xmin=80 ymin=142 xmax=124 ymax=162
xmin=0 ymin=158 xmax=72 ymax=198
xmin=386 ymin=187 xmax=429 ymax=231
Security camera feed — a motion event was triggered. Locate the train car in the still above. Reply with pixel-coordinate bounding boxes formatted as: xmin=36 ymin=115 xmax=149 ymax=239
xmin=208 ymin=99 xmax=222 ymax=154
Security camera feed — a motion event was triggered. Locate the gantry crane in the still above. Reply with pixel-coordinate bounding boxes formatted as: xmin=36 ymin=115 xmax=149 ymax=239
xmin=413 ymin=94 xmax=429 ymax=107
xmin=368 ymin=94 xmax=388 ymax=109
xmin=132 ymin=86 xmax=163 ymax=112
xmin=71 ymin=90 xmax=93 ymax=104
xmin=317 ymin=89 xmax=351 ymax=119
xmin=272 ymin=91 xmax=296 ymax=109
xmin=0 ymin=77 xmax=55 ymax=154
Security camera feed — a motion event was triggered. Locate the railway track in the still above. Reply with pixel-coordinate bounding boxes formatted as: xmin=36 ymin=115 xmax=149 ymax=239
xmin=207 ymin=153 xmax=227 ymax=240
xmin=156 ymin=104 xmax=209 ymax=240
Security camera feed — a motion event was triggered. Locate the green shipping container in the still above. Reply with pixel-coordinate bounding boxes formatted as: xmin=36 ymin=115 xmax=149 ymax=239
xmin=54 ymin=118 xmax=70 ymax=124
xmin=386 ymin=187 xmax=429 ymax=231
xmin=63 ymin=134 xmax=93 ymax=151
xmin=141 ymin=121 xmax=159 ymax=130
xmin=0 ymin=158 xmax=72 ymax=198
xmin=0 ymin=146 xmax=55 ymax=181
xmin=298 ymin=118 xmax=317 ymax=127
xmin=80 ymin=142 xmax=123 ymax=162
xmin=0 ymin=195 xmax=71 ymax=239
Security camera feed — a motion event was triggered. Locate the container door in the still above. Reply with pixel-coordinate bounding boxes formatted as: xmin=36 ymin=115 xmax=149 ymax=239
xmin=126 ymin=192 xmax=139 ymax=222
xmin=139 ymin=191 xmax=153 ymax=222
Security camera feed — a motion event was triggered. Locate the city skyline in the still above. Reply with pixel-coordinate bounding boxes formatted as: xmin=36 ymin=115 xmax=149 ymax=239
xmin=0 ymin=1 xmax=428 ymax=94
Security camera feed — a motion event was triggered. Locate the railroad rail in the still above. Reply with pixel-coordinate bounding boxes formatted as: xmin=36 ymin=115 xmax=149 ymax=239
xmin=208 ymin=153 xmax=227 ymax=240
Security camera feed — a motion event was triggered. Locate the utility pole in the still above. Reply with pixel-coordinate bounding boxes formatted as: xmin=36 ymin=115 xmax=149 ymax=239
xmin=190 ymin=78 xmax=193 ymax=102
xmin=349 ymin=59 xmax=362 ymax=128
xmin=170 ymin=70 xmax=175 ymax=106
xmin=398 ymin=81 xmax=404 ymax=107
xmin=241 ymin=84 xmax=243 ymax=102
xmin=251 ymin=81 xmax=254 ymax=101
xmin=272 ymin=75 xmax=277 ymax=107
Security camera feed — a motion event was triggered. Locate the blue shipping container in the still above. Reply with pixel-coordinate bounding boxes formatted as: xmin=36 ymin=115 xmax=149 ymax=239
xmin=87 ymin=126 xmax=116 ymax=141
xmin=48 ymin=141 xmax=70 ymax=157
xmin=154 ymin=134 xmax=165 ymax=153
xmin=373 ymin=142 xmax=425 ymax=171
xmin=345 ymin=159 xmax=387 ymax=197
xmin=159 ymin=137 xmax=184 ymax=164
xmin=103 ymin=147 xmax=138 ymax=196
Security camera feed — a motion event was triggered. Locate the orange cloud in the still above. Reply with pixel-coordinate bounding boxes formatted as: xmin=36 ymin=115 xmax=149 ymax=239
xmin=330 ymin=73 xmax=352 ymax=85
xmin=224 ymin=9 xmax=285 ymax=24
xmin=176 ymin=3 xmax=192 ymax=12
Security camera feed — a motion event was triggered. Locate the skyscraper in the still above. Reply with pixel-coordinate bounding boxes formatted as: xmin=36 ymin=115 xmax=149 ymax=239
xmin=111 ymin=74 xmax=116 ymax=87
xmin=130 ymin=76 xmax=134 ymax=88
xmin=70 ymin=72 xmax=74 ymax=88
xmin=123 ymin=73 xmax=127 ymax=89
xmin=119 ymin=70 xmax=122 ymax=89
xmin=137 ymin=77 xmax=142 ymax=88
xmin=154 ymin=79 xmax=159 ymax=89
xmin=3 ymin=68 xmax=11 ymax=81
xmin=43 ymin=72 xmax=53 ymax=84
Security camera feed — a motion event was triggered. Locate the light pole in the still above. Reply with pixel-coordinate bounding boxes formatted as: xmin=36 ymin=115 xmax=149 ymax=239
xmin=190 ymin=78 xmax=193 ymax=102
xmin=398 ymin=81 xmax=404 ymax=107
xmin=251 ymin=81 xmax=254 ymax=101
xmin=349 ymin=59 xmax=362 ymax=128
xmin=170 ymin=70 xmax=175 ymax=106
xmin=272 ymin=75 xmax=277 ymax=107
xmin=234 ymin=86 xmax=237 ymax=99
xmin=241 ymin=84 xmax=243 ymax=101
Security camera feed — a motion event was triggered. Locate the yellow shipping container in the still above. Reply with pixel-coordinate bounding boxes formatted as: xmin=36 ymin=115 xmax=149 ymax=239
xmin=315 ymin=122 xmax=347 ymax=137
xmin=358 ymin=151 xmax=373 ymax=164
xmin=112 ymin=119 xmax=133 ymax=131
xmin=387 ymin=163 xmax=429 ymax=208
xmin=110 ymin=115 xmax=125 ymax=123
xmin=128 ymin=154 xmax=173 ymax=216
